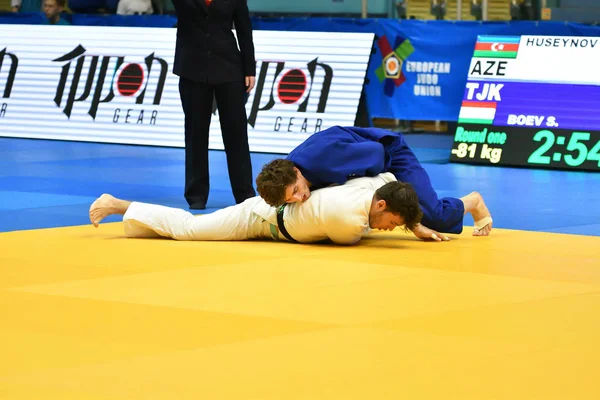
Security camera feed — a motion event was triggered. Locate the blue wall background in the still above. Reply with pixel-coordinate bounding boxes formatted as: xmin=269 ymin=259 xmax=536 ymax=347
xmin=247 ymin=0 xmax=392 ymax=16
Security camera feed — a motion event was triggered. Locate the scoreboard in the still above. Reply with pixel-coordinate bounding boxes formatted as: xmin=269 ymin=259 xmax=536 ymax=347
xmin=450 ymin=35 xmax=600 ymax=172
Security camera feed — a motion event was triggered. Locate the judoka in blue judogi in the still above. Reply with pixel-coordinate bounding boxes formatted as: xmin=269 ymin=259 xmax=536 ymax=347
xmin=257 ymin=125 xmax=493 ymax=238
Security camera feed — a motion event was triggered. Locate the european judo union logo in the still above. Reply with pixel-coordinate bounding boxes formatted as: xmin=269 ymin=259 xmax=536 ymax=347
xmin=375 ymin=36 xmax=414 ymax=97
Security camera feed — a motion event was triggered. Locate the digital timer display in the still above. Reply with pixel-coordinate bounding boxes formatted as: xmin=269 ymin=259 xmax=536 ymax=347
xmin=450 ymin=35 xmax=600 ymax=172
xmin=451 ymin=125 xmax=600 ymax=170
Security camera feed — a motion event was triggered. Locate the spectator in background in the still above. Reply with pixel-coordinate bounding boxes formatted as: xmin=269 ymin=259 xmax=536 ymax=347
xmin=510 ymin=0 xmax=534 ymax=20
xmin=395 ymin=1 xmax=407 ymax=19
xmin=431 ymin=0 xmax=446 ymax=20
xmin=11 ymin=0 xmax=41 ymax=12
xmin=43 ymin=0 xmax=70 ymax=24
xmin=471 ymin=0 xmax=482 ymax=20
xmin=521 ymin=0 xmax=534 ymax=20
xmin=116 ymin=0 xmax=153 ymax=15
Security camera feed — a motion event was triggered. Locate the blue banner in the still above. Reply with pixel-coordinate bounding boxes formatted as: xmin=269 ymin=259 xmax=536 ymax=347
xmin=252 ymin=18 xmax=600 ymax=121
xmin=366 ymin=21 xmax=600 ymax=121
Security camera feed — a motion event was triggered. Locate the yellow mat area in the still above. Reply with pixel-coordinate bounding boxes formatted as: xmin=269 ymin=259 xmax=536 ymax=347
xmin=1 ymin=223 xmax=600 ymax=399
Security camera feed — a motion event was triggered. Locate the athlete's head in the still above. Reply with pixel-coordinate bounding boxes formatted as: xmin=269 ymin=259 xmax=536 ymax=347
xmin=256 ymin=159 xmax=311 ymax=207
xmin=368 ymin=181 xmax=422 ymax=231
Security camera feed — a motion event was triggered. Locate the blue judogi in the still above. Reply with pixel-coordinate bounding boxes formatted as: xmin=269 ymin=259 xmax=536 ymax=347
xmin=286 ymin=126 xmax=465 ymax=234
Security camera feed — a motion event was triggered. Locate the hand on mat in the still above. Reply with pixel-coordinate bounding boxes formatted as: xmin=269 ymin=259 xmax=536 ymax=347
xmin=412 ymin=223 xmax=450 ymax=242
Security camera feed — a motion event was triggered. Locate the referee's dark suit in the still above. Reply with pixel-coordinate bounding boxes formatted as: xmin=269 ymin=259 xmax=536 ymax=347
xmin=172 ymin=0 xmax=256 ymax=209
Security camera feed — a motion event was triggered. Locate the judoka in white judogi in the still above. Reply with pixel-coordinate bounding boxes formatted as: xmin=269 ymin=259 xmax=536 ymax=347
xmin=90 ymin=172 xmax=428 ymax=245
xmin=116 ymin=173 xmax=399 ymax=245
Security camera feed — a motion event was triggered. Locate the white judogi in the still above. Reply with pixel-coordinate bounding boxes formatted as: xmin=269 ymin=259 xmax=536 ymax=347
xmin=122 ymin=173 xmax=397 ymax=245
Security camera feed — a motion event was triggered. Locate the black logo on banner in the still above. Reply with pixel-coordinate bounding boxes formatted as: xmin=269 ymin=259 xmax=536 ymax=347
xmin=0 ymin=48 xmax=18 ymax=118
xmin=0 ymin=48 xmax=18 ymax=98
xmin=248 ymin=58 xmax=333 ymax=131
xmin=52 ymin=45 xmax=168 ymax=121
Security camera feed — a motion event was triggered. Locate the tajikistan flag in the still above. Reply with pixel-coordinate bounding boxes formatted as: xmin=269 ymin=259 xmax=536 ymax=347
xmin=458 ymin=101 xmax=497 ymax=124
xmin=473 ymin=36 xmax=520 ymax=59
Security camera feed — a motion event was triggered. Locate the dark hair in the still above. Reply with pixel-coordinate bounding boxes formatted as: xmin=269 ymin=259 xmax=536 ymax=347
xmin=256 ymin=159 xmax=298 ymax=206
xmin=374 ymin=181 xmax=423 ymax=231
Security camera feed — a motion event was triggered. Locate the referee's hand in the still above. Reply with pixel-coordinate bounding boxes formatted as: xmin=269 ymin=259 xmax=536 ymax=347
xmin=245 ymin=76 xmax=256 ymax=93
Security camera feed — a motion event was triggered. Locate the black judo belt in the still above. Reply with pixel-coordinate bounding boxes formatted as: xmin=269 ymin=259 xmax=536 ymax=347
xmin=276 ymin=204 xmax=298 ymax=243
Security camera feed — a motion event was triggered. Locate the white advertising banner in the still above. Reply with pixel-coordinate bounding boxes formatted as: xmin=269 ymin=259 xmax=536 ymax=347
xmin=0 ymin=25 xmax=374 ymax=153
xmin=467 ymin=35 xmax=600 ymax=86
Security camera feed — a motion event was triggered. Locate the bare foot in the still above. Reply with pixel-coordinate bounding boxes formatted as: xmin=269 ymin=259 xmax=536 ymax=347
xmin=89 ymin=194 xmax=121 ymax=227
xmin=468 ymin=192 xmax=493 ymax=236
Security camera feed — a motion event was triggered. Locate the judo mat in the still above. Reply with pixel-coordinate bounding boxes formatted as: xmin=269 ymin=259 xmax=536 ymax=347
xmin=1 ymin=222 xmax=600 ymax=399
